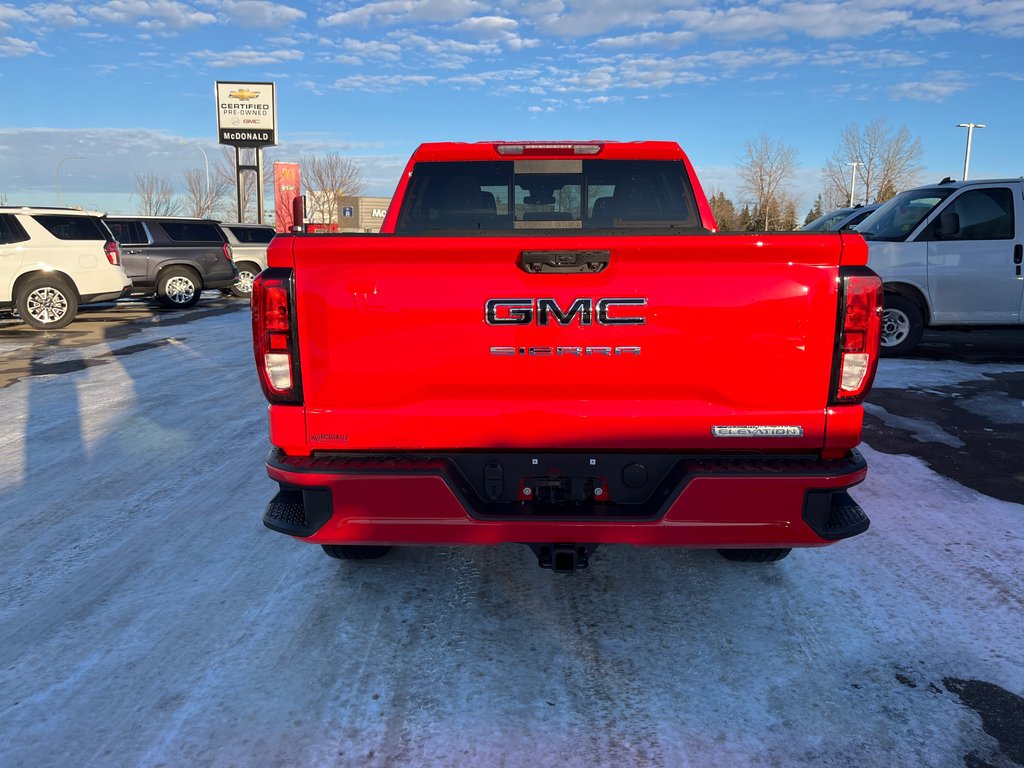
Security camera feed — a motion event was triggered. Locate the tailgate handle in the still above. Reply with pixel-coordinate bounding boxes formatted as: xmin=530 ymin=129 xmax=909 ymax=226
xmin=518 ymin=250 xmax=610 ymax=274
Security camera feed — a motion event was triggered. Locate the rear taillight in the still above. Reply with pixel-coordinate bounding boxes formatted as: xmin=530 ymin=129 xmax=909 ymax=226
xmin=831 ymin=269 xmax=882 ymax=404
xmin=252 ymin=269 xmax=301 ymax=404
xmin=104 ymin=240 xmax=121 ymax=266
xmin=223 ymin=243 xmax=233 ymax=261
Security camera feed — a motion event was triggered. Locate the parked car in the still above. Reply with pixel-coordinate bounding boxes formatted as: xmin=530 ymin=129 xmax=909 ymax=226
xmin=800 ymin=204 xmax=880 ymax=232
xmin=0 ymin=207 xmax=130 ymax=329
xmin=218 ymin=222 xmax=275 ymax=298
xmin=103 ymin=216 xmax=238 ymax=308
xmin=858 ymin=178 xmax=1024 ymax=355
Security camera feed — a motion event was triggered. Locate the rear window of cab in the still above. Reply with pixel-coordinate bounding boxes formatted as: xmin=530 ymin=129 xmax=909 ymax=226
xmin=395 ymin=159 xmax=702 ymax=234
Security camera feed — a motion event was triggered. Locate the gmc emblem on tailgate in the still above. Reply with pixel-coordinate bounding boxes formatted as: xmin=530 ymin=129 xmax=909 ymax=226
xmin=485 ymin=297 xmax=647 ymax=326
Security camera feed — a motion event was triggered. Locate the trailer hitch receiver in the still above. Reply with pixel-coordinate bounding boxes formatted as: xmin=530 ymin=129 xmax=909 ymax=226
xmin=528 ymin=543 xmax=599 ymax=573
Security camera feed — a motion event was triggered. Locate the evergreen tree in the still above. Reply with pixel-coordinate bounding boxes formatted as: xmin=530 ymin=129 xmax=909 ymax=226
xmin=708 ymin=191 xmax=738 ymax=231
xmin=804 ymin=194 xmax=825 ymax=225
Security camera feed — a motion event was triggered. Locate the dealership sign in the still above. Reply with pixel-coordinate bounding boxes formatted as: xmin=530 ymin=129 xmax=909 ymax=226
xmin=215 ymin=81 xmax=277 ymax=147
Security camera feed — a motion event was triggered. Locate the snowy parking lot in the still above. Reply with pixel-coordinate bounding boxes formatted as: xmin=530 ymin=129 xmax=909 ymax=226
xmin=1 ymin=306 xmax=1022 ymax=768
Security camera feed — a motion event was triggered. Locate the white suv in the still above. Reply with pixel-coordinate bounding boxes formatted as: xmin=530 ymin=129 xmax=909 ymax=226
xmin=0 ymin=207 xmax=131 ymax=329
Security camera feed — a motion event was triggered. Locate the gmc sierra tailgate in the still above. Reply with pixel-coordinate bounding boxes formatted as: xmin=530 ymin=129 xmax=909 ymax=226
xmin=289 ymin=233 xmax=847 ymax=452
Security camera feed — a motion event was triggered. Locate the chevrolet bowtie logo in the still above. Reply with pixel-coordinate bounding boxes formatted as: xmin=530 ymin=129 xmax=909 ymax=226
xmin=229 ymin=89 xmax=260 ymax=101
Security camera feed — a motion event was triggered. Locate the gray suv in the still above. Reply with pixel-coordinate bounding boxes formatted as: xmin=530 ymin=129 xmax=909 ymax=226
xmin=104 ymin=216 xmax=238 ymax=308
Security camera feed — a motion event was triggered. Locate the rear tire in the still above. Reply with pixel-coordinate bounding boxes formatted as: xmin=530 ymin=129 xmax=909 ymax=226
xmin=156 ymin=266 xmax=202 ymax=308
xmin=717 ymin=548 xmax=791 ymax=562
xmin=880 ymin=294 xmax=924 ymax=357
xmin=16 ymin=276 xmax=78 ymax=330
xmin=322 ymin=545 xmax=393 ymax=560
xmin=229 ymin=262 xmax=260 ymax=298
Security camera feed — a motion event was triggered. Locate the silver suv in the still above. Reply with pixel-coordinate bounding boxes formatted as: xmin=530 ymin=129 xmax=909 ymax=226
xmin=0 ymin=207 xmax=130 ymax=329
xmin=219 ymin=222 xmax=275 ymax=298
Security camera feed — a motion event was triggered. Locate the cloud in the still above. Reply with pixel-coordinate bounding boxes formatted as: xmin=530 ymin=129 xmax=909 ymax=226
xmin=888 ymin=72 xmax=969 ymax=102
xmin=191 ymin=46 xmax=303 ymax=67
xmin=0 ymin=6 xmax=32 ymax=30
xmin=321 ymin=0 xmax=484 ymax=27
xmin=455 ymin=16 xmax=518 ymax=36
xmin=0 ymin=36 xmax=43 ymax=56
xmin=205 ymin=0 xmax=305 ymax=27
xmin=0 ymin=127 xmax=407 ymax=203
xmin=330 ymin=74 xmax=437 ymax=92
xmin=516 ymin=0 xmax=675 ymax=37
xmin=341 ymin=37 xmax=403 ymax=62
xmin=26 ymin=3 xmax=89 ymax=27
xmin=925 ymin=0 xmax=1024 ymax=37
xmin=88 ymin=1 xmax=217 ymax=30
xmin=810 ymin=44 xmax=928 ymax=69
xmin=590 ymin=30 xmax=696 ymax=49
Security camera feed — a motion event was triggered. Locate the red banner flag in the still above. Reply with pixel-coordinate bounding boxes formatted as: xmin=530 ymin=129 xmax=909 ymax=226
xmin=273 ymin=162 xmax=301 ymax=232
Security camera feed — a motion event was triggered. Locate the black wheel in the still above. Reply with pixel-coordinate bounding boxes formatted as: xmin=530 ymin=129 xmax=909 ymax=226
xmin=16 ymin=276 xmax=78 ymax=330
xmin=880 ymin=294 xmax=924 ymax=357
xmin=717 ymin=548 xmax=792 ymax=562
xmin=229 ymin=262 xmax=260 ymax=298
xmin=156 ymin=266 xmax=202 ymax=308
xmin=322 ymin=545 xmax=393 ymax=560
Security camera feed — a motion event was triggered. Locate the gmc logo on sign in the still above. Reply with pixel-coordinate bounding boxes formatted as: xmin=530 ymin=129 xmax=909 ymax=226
xmin=485 ymin=298 xmax=647 ymax=326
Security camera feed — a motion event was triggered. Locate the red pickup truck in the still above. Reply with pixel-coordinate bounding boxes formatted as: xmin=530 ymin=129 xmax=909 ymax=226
xmin=252 ymin=141 xmax=882 ymax=572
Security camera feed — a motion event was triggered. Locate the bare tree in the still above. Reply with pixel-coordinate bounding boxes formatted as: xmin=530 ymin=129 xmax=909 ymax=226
xmin=737 ymin=135 xmax=799 ymax=231
xmin=299 ymin=152 xmax=366 ymax=224
xmin=822 ymin=119 xmax=923 ymax=206
xmin=135 ymin=173 xmax=180 ymax=216
xmin=181 ymin=166 xmax=231 ymax=218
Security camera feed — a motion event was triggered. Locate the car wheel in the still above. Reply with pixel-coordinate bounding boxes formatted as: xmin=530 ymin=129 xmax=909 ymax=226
xmin=321 ymin=545 xmax=393 ymax=560
xmin=229 ymin=262 xmax=260 ymax=298
xmin=717 ymin=548 xmax=792 ymax=562
xmin=880 ymin=294 xmax=924 ymax=357
xmin=16 ymin=277 xmax=79 ymax=330
xmin=156 ymin=267 xmax=202 ymax=308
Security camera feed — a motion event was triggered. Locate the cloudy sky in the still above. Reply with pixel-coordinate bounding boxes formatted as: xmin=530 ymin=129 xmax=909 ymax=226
xmin=0 ymin=0 xmax=1021 ymax=214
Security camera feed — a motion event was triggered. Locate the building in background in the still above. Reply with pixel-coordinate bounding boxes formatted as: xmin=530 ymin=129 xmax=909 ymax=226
xmin=338 ymin=196 xmax=391 ymax=233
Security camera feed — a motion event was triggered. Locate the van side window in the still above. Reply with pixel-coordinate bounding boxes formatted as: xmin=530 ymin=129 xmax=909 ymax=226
xmin=941 ymin=188 xmax=1014 ymax=240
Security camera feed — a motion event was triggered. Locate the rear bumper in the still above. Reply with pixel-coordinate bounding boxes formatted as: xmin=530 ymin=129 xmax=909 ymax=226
xmin=264 ymin=449 xmax=870 ymax=549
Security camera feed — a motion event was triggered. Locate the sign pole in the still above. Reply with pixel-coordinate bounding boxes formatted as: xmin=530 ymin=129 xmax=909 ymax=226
xmin=235 ymin=146 xmax=244 ymax=222
xmin=256 ymin=147 xmax=265 ymax=224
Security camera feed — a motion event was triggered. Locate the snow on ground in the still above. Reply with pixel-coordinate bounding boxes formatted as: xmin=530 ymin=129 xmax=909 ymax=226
xmin=1 ymin=311 xmax=1022 ymax=767
xmin=873 ymin=357 xmax=1024 ymax=393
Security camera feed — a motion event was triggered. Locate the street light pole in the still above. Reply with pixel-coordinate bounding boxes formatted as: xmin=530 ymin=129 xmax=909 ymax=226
xmin=191 ymin=142 xmax=210 ymax=197
xmin=56 ymin=156 xmax=83 ymax=207
xmin=847 ymin=162 xmax=862 ymax=207
xmin=956 ymin=123 xmax=985 ymax=180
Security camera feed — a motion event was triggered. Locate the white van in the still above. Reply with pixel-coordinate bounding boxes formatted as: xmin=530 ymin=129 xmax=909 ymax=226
xmin=859 ymin=179 xmax=1023 ymax=355
xmin=0 ymin=207 xmax=131 ymax=329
